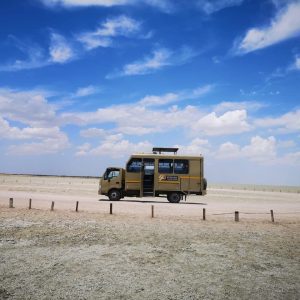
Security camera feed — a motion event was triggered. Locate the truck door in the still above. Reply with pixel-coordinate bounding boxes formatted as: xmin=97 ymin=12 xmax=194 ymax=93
xmin=142 ymin=158 xmax=155 ymax=197
xmin=125 ymin=158 xmax=142 ymax=196
xmin=101 ymin=168 xmax=122 ymax=194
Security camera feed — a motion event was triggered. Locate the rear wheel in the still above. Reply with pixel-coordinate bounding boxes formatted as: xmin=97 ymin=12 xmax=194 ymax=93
xmin=108 ymin=189 xmax=121 ymax=201
xmin=203 ymin=178 xmax=207 ymax=190
xmin=167 ymin=192 xmax=181 ymax=203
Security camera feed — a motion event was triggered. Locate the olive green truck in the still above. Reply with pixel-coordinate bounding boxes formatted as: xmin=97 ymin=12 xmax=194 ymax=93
xmin=98 ymin=147 xmax=207 ymax=203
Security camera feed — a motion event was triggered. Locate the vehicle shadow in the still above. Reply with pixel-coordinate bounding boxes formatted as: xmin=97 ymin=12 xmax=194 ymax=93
xmin=98 ymin=198 xmax=207 ymax=205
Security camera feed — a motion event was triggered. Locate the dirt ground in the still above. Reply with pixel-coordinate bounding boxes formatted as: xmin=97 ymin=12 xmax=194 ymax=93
xmin=0 ymin=175 xmax=300 ymax=299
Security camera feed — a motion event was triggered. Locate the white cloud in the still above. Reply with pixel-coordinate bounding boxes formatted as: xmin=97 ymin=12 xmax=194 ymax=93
xmin=293 ymin=55 xmax=300 ymax=70
xmin=282 ymin=151 xmax=300 ymax=165
xmin=217 ymin=136 xmax=277 ymax=162
xmin=74 ymin=85 xmax=100 ymax=97
xmin=242 ymin=136 xmax=277 ymax=161
xmin=59 ymin=86 xmax=256 ymax=138
xmin=255 ymin=109 xmax=300 ymax=133
xmin=138 ymin=93 xmax=179 ymax=107
xmin=0 ymin=117 xmax=62 ymax=140
xmin=0 ymin=33 xmax=76 ymax=72
xmin=175 ymin=138 xmax=210 ymax=155
xmin=0 ymin=88 xmax=71 ymax=155
xmin=76 ymin=134 xmax=152 ymax=157
xmin=113 ymin=126 xmax=159 ymax=135
xmin=266 ymin=53 xmax=300 ymax=80
xmin=138 ymin=85 xmax=212 ymax=107
xmin=0 ymin=117 xmax=70 ymax=155
xmin=121 ymin=48 xmax=172 ymax=76
xmin=49 ymin=33 xmax=75 ymax=63
xmin=0 ymin=88 xmax=58 ymax=126
xmin=76 ymin=143 xmax=92 ymax=156
xmin=77 ymin=15 xmax=141 ymax=50
xmin=63 ymin=105 xmax=250 ymax=138
xmin=0 ymin=38 xmax=48 ymax=72
xmin=278 ymin=140 xmax=296 ymax=148
xmin=214 ymin=101 xmax=266 ymax=114
xmin=40 ymin=0 xmax=173 ymax=11
xmin=143 ymin=0 xmax=174 ymax=12
xmin=198 ymin=0 xmax=244 ymax=14
xmin=96 ymin=15 xmax=140 ymax=37
xmin=8 ymin=134 xmax=70 ymax=155
xmin=108 ymin=46 xmax=198 ymax=78
xmin=216 ymin=142 xmax=241 ymax=158
xmin=235 ymin=2 xmax=300 ymax=54
xmin=60 ymin=86 xmax=215 ymax=135
xmin=191 ymin=109 xmax=251 ymax=136
xmin=80 ymin=127 xmax=106 ymax=138
xmin=40 ymin=0 xmax=132 ymax=7
xmin=77 ymin=34 xmax=111 ymax=50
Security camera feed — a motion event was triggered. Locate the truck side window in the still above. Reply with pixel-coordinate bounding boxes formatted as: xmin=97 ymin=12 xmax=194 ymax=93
xmin=158 ymin=159 xmax=174 ymax=173
xmin=104 ymin=169 xmax=120 ymax=180
xmin=108 ymin=170 xmax=120 ymax=179
xmin=174 ymin=159 xmax=189 ymax=174
xmin=127 ymin=158 xmax=142 ymax=172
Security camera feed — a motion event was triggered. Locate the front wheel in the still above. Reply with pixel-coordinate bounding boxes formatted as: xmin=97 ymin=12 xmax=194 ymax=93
xmin=167 ymin=192 xmax=181 ymax=203
xmin=108 ymin=189 xmax=121 ymax=201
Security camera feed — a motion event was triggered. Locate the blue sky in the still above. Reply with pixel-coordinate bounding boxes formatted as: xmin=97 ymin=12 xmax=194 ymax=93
xmin=0 ymin=0 xmax=300 ymax=185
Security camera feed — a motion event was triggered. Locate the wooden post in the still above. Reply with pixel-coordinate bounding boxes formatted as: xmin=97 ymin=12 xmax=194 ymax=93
xmin=235 ymin=211 xmax=239 ymax=222
xmin=203 ymin=208 xmax=206 ymax=221
xmin=75 ymin=201 xmax=79 ymax=212
xmin=9 ymin=198 xmax=14 ymax=208
xmin=51 ymin=201 xmax=54 ymax=211
xmin=29 ymin=198 xmax=32 ymax=209
xmin=151 ymin=205 xmax=154 ymax=218
xmin=110 ymin=203 xmax=113 ymax=215
xmin=270 ymin=210 xmax=274 ymax=222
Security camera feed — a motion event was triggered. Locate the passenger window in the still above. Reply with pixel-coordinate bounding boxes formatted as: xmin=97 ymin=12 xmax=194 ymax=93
xmin=158 ymin=159 xmax=174 ymax=173
xmin=127 ymin=158 xmax=142 ymax=172
xmin=174 ymin=160 xmax=189 ymax=174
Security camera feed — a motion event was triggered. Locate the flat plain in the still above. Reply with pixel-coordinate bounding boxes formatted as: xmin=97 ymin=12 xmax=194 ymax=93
xmin=0 ymin=174 xmax=299 ymax=299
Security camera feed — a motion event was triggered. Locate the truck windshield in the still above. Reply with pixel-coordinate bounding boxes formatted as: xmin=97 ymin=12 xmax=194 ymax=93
xmin=103 ymin=169 xmax=120 ymax=180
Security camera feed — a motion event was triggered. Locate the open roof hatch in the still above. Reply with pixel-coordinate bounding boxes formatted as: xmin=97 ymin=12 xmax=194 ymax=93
xmin=152 ymin=147 xmax=179 ymax=155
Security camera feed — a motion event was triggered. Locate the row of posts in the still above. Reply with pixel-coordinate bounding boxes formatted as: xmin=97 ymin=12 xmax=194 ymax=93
xmin=7 ymin=197 xmax=275 ymax=222
xmin=9 ymin=197 xmax=79 ymax=212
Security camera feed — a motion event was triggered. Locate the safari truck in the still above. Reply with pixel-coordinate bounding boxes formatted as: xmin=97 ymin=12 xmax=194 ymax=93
xmin=98 ymin=147 xmax=207 ymax=203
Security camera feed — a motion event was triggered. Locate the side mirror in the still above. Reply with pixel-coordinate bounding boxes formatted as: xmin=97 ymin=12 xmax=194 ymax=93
xmin=108 ymin=179 xmax=111 ymax=183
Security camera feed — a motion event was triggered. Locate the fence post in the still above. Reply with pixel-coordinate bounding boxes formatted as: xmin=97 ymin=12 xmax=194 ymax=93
xmin=270 ymin=210 xmax=274 ymax=222
xmin=75 ymin=201 xmax=79 ymax=212
xmin=203 ymin=208 xmax=206 ymax=221
xmin=151 ymin=205 xmax=154 ymax=218
xmin=235 ymin=211 xmax=239 ymax=222
xmin=51 ymin=201 xmax=54 ymax=211
xmin=110 ymin=203 xmax=113 ymax=215
xmin=9 ymin=198 xmax=14 ymax=208
xmin=29 ymin=198 xmax=32 ymax=209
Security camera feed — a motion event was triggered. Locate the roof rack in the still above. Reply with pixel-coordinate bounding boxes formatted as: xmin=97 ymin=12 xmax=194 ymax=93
xmin=152 ymin=147 xmax=179 ymax=155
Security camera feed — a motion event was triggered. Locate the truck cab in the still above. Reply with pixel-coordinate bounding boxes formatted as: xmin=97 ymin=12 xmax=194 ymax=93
xmin=99 ymin=167 xmax=125 ymax=200
xmin=99 ymin=147 xmax=207 ymax=203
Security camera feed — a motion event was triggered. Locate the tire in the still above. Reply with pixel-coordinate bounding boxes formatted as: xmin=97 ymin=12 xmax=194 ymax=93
xmin=167 ymin=192 xmax=181 ymax=203
xmin=108 ymin=189 xmax=121 ymax=201
xmin=203 ymin=178 xmax=207 ymax=190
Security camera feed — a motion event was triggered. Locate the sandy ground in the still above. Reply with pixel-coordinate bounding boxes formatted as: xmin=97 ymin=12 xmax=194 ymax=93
xmin=0 ymin=174 xmax=300 ymax=299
